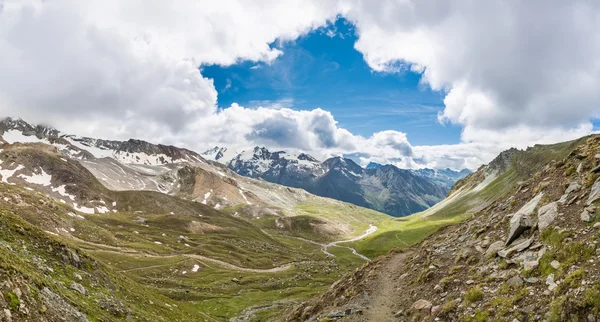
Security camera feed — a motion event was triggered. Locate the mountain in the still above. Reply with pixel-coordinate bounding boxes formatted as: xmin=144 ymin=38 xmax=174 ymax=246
xmin=410 ymin=167 xmax=471 ymax=189
xmin=203 ymin=146 xmax=451 ymax=217
xmin=288 ymin=134 xmax=600 ymax=321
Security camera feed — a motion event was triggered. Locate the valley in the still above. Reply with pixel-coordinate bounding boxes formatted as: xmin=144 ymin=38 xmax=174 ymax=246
xmin=0 ymin=118 xmax=467 ymax=321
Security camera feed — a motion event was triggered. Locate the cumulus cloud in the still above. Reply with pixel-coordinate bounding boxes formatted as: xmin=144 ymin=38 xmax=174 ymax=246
xmin=1 ymin=0 xmax=599 ymax=170
xmin=345 ymin=0 xmax=600 ymax=144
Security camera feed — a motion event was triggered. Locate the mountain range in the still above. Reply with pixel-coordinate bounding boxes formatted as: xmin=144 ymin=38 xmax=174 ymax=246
xmin=202 ymin=146 xmax=470 ymax=217
xmin=2 ymin=116 xmax=600 ymax=320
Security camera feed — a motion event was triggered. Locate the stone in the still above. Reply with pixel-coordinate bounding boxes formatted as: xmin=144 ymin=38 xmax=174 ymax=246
xmin=3 ymin=309 xmax=11 ymax=321
xmin=327 ymin=311 xmax=345 ymax=318
xmin=546 ymin=274 xmax=558 ymax=291
xmin=560 ymin=182 xmax=582 ymax=203
xmin=410 ymin=299 xmax=433 ymax=312
xmin=577 ymin=162 xmax=584 ymax=174
xmin=523 ymin=260 xmax=539 ymax=271
xmin=70 ymin=283 xmax=87 ymax=296
xmin=507 ymin=275 xmax=523 ymax=287
xmin=466 ymin=280 xmax=475 ymax=285
xmin=524 ymin=277 xmax=539 ymax=284
xmin=592 ymin=165 xmax=600 ymax=173
xmin=581 ymin=210 xmax=592 ymax=222
xmin=499 ymin=237 xmax=533 ymax=258
xmin=431 ymin=305 xmax=441 ymax=317
xmin=74 ymin=273 xmax=83 ymax=281
xmin=594 ymin=222 xmax=600 ymax=229
xmin=538 ymin=202 xmax=559 ymax=232
xmin=394 ymin=310 xmax=404 ymax=318
xmin=485 ymin=241 xmax=504 ymax=257
xmin=434 ymin=284 xmax=442 ymax=292
xmin=588 ymin=178 xmax=600 ymax=205
xmin=506 ymin=193 xmax=544 ymax=245
xmin=550 ymin=260 xmax=561 ymax=269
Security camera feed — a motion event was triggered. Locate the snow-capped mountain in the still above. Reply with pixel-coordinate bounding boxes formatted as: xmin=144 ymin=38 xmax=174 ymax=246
xmin=410 ymin=167 xmax=471 ymax=189
xmin=203 ymin=146 xmax=452 ymax=217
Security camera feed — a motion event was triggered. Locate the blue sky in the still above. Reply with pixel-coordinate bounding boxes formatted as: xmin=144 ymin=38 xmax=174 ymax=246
xmin=202 ymin=18 xmax=463 ymax=146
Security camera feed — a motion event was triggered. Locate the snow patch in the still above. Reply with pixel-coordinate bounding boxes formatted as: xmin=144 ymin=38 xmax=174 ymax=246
xmin=2 ymin=130 xmax=48 ymax=144
xmin=18 ymin=167 xmax=52 ymax=186
xmin=72 ymin=203 xmax=95 ymax=214
xmin=52 ymin=185 xmax=76 ymax=200
xmin=0 ymin=164 xmax=24 ymax=183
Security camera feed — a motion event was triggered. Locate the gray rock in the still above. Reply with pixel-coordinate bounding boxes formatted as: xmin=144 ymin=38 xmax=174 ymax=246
xmin=39 ymin=288 xmax=89 ymax=322
xmin=538 ymin=202 xmax=559 ymax=232
xmin=592 ymin=165 xmax=600 ymax=173
xmin=577 ymin=163 xmax=584 ymax=174
xmin=327 ymin=311 xmax=345 ymax=318
xmin=593 ymin=222 xmax=600 ymax=229
xmin=3 ymin=309 xmax=11 ymax=321
xmin=550 ymin=260 xmax=561 ymax=269
xmin=506 ymin=193 xmax=544 ymax=245
xmin=74 ymin=273 xmax=83 ymax=281
xmin=70 ymin=283 xmax=87 ymax=296
xmin=523 ymin=260 xmax=539 ymax=271
xmin=560 ymin=182 xmax=581 ymax=203
xmin=589 ymin=178 xmax=600 ymax=205
xmin=394 ymin=309 xmax=404 ymax=317
xmin=507 ymin=275 xmax=523 ymax=287
xmin=546 ymin=274 xmax=558 ymax=291
xmin=524 ymin=277 xmax=539 ymax=284
xmin=410 ymin=299 xmax=432 ymax=312
xmin=581 ymin=210 xmax=592 ymax=222
xmin=485 ymin=241 xmax=504 ymax=257
xmin=499 ymin=237 xmax=533 ymax=258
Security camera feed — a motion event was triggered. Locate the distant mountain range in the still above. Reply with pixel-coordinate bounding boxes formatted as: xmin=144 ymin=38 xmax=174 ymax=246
xmin=202 ymin=146 xmax=470 ymax=217
xmin=0 ymin=117 xmax=469 ymax=217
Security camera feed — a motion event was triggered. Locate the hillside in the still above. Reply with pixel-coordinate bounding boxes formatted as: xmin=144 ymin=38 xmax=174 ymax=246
xmin=204 ymin=146 xmax=458 ymax=217
xmin=0 ymin=117 xmax=447 ymax=321
xmin=286 ymin=134 xmax=600 ymax=321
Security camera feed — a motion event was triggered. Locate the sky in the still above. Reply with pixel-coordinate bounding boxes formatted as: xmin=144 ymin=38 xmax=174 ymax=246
xmin=203 ymin=18 xmax=461 ymax=146
xmin=1 ymin=0 xmax=599 ymax=170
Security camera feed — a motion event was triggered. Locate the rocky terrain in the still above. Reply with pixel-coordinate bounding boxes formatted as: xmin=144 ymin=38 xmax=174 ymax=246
xmin=286 ymin=134 xmax=600 ymax=321
xmin=203 ymin=146 xmax=464 ymax=217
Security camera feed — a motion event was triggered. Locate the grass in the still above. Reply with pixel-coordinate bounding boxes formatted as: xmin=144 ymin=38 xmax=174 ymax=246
xmin=464 ymin=287 xmax=484 ymax=304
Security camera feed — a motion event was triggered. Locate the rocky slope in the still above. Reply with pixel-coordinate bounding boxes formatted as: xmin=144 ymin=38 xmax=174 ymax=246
xmin=287 ymin=134 xmax=600 ymax=321
xmin=203 ymin=146 xmax=455 ymax=217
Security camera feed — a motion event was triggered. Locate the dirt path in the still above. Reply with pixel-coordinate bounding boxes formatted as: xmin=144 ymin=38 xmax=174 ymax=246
xmin=300 ymin=251 xmax=410 ymax=322
xmin=358 ymin=252 xmax=408 ymax=322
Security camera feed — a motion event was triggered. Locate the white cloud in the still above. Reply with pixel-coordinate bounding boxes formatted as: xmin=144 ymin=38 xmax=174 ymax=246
xmin=1 ymin=0 xmax=600 ymax=171
xmin=344 ymin=0 xmax=600 ymax=145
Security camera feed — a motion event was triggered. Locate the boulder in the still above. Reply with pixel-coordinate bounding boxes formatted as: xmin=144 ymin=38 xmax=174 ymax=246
xmin=507 ymin=275 xmax=523 ymax=287
xmin=538 ymin=202 xmax=559 ymax=232
xmin=559 ymin=182 xmax=581 ymax=203
xmin=499 ymin=237 xmax=533 ymax=258
xmin=550 ymin=260 xmax=560 ymax=269
xmin=523 ymin=260 xmax=539 ymax=271
xmin=588 ymin=178 xmax=600 ymax=205
xmin=506 ymin=193 xmax=544 ymax=245
xmin=581 ymin=210 xmax=592 ymax=222
xmin=410 ymin=299 xmax=432 ymax=313
xmin=485 ymin=241 xmax=504 ymax=257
